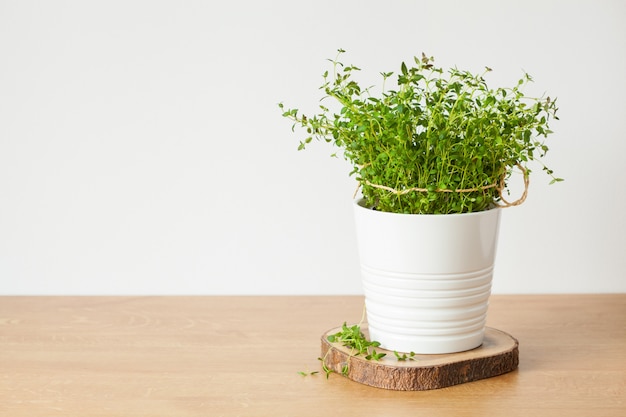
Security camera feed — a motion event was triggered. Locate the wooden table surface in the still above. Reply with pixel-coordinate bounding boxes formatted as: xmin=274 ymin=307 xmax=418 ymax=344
xmin=0 ymin=295 xmax=624 ymax=417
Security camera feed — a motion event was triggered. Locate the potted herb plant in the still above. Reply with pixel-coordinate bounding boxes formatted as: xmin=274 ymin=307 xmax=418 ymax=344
xmin=280 ymin=50 xmax=560 ymax=354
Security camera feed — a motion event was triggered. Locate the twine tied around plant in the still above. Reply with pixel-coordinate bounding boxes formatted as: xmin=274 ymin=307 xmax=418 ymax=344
xmin=496 ymin=164 xmax=529 ymax=208
xmin=353 ymin=164 xmax=529 ymax=208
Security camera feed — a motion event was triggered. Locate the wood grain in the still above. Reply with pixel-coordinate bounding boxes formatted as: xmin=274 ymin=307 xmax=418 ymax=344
xmin=321 ymin=326 xmax=519 ymax=390
xmin=0 ymin=295 xmax=625 ymax=417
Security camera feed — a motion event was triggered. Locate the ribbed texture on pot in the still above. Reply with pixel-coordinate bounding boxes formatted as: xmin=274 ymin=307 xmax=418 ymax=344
xmin=362 ymin=265 xmax=493 ymax=354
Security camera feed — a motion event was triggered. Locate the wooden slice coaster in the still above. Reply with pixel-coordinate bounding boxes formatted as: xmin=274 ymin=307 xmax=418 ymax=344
xmin=320 ymin=325 xmax=519 ymax=391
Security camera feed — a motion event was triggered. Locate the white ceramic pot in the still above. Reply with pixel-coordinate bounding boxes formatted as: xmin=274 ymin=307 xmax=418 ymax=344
xmin=353 ymin=199 xmax=501 ymax=354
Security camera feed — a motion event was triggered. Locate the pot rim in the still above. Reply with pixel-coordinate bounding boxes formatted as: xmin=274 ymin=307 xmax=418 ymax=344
xmin=354 ymin=197 xmax=500 ymax=218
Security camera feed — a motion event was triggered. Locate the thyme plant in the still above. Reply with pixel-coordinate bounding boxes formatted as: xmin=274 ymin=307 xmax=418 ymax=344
xmin=280 ymin=50 xmax=561 ymax=214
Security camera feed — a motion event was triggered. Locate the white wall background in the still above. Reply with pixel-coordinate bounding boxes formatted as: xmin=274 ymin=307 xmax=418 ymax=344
xmin=1 ymin=0 xmax=625 ymax=295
